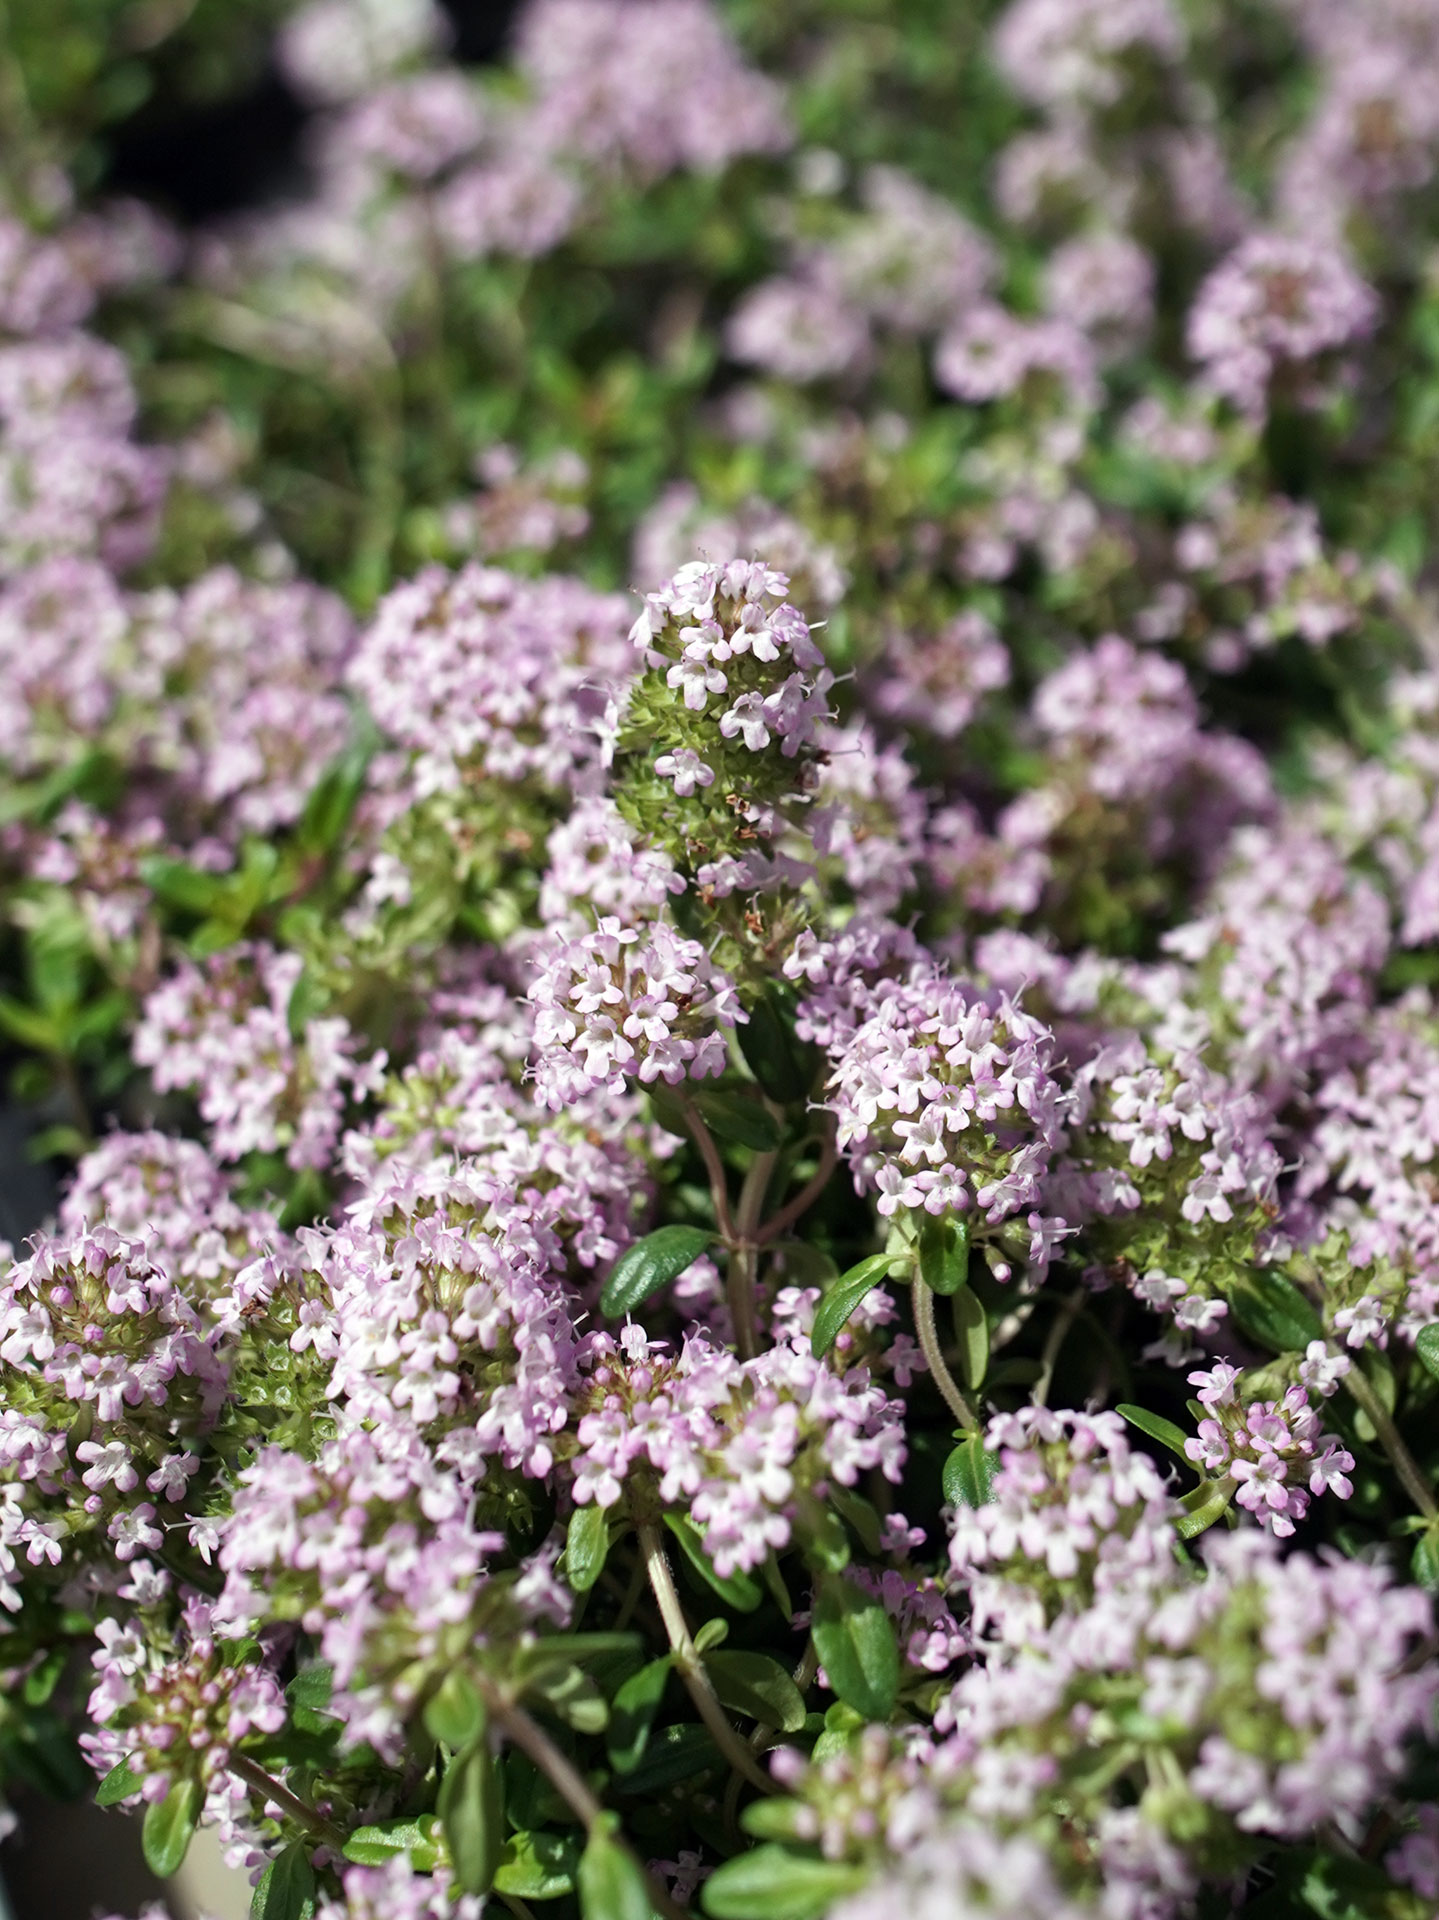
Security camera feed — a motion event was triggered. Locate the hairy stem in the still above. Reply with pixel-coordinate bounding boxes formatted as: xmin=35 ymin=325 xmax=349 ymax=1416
xmin=637 ymin=1523 xmax=776 ymax=1795
xmin=229 ymin=1753 xmax=346 ymax=1852
xmin=1345 ymin=1365 xmax=1437 ymax=1521
xmin=913 ymin=1280 xmax=979 ymax=1434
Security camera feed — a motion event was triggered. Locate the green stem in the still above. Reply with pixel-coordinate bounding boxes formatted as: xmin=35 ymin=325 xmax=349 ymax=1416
xmin=637 ymin=1524 xmax=776 ymax=1795
xmin=1032 ymin=1286 xmax=1086 ymax=1408
xmin=913 ymin=1280 xmax=978 ymax=1433
xmin=680 ymin=1096 xmax=736 ymax=1241
xmin=1345 ymin=1365 xmax=1438 ymax=1521
xmin=481 ymin=1693 xmax=691 ymax=1920
xmin=756 ymin=1122 xmax=838 ymax=1245
xmin=728 ymin=1148 xmax=778 ymax=1363
xmin=229 ymin=1753 xmax=345 ymax=1852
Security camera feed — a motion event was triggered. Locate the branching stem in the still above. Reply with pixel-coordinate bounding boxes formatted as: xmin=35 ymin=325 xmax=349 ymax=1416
xmin=229 ymin=1753 xmax=345 ymax=1852
xmin=637 ymin=1523 xmax=776 ymax=1795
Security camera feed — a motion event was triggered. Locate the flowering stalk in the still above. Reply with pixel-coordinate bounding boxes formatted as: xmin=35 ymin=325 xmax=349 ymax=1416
xmin=913 ymin=1280 xmax=979 ymax=1434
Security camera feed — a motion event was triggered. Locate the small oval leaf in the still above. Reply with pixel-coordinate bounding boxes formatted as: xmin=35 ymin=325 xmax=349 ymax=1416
xmin=495 ymin=1829 xmax=580 ymax=1899
xmin=811 ymin=1255 xmax=895 ymax=1358
xmin=942 ymin=1435 xmax=998 ymax=1509
xmin=1227 ymin=1269 xmax=1322 ymax=1355
xmin=664 ymin=1511 xmax=763 ymax=1612
xmin=577 ymin=1817 xmax=658 ymax=1920
xmin=142 ymin=1775 xmax=200 ymax=1880
xmin=96 ymin=1757 xmax=144 ymax=1807
xmin=1415 ymin=1323 xmax=1439 ymax=1384
xmin=706 ymin=1650 xmax=807 ymax=1733
xmin=952 ymin=1282 xmax=988 ymax=1390
xmin=251 ymin=1839 xmax=317 ymax=1920
xmin=702 ymin=1844 xmax=868 ymax=1920
xmin=811 ymin=1572 xmax=899 ymax=1721
xmin=1117 ymin=1404 xmax=1192 ymax=1463
xmin=918 ymin=1216 xmax=969 ymax=1296
xmin=601 ymin=1226 xmax=715 ymax=1318
xmin=423 ymin=1668 xmax=486 ymax=1751
xmin=343 ymin=1815 xmax=443 ymax=1870
xmin=690 ymin=1085 xmax=783 ymax=1151
xmin=439 ymin=1740 xmax=505 ymax=1895
xmin=565 ymin=1503 xmax=613 ymax=1594
xmin=607 ymin=1657 xmax=673 ymax=1774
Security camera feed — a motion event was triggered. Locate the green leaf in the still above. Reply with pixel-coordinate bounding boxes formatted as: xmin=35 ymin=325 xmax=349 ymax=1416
xmin=1117 ymin=1404 xmax=1193 ymax=1463
xmin=1175 ymin=1477 xmax=1236 ymax=1540
xmin=706 ymin=1650 xmax=807 ymax=1732
xmin=607 ymin=1657 xmax=672 ymax=1774
xmin=343 ymin=1817 xmax=444 ymax=1869
xmin=286 ymin=1662 xmax=334 ymax=1718
xmin=951 ymin=1283 xmax=988 ymax=1390
xmin=565 ymin=1503 xmax=613 ymax=1594
xmin=828 ymin=1484 xmax=882 ymax=1556
xmin=1227 ymin=1270 xmax=1322 ymax=1355
xmin=736 ymin=991 xmax=816 ymax=1106
xmin=918 ymin=1216 xmax=969 ymax=1296
xmin=811 ymin=1255 xmax=896 ymax=1358
xmin=942 ymin=1435 xmax=997 ymax=1508
xmin=142 ymin=1775 xmax=200 ymax=1879
xmin=1415 ymin=1323 xmax=1439 ymax=1384
xmin=495 ymin=1829 xmax=580 ymax=1900
xmin=1413 ymin=1524 xmax=1439 ymax=1593
xmin=664 ymin=1511 xmax=763 ymax=1612
xmin=617 ymin=1722 xmax=720 ymax=1795
xmin=601 ymin=1226 xmax=715 ymax=1317
xmin=439 ymin=1740 xmax=505 ymax=1895
xmin=577 ymin=1817 xmax=657 ymax=1920
xmin=702 ymin=1845 xmax=868 ymax=1920
xmin=526 ymin=1664 xmax=609 ymax=1734
xmin=424 ymin=1668 xmax=486 ymax=1751
xmin=251 ymin=1840 xmax=317 ymax=1920
xmin=96 ymin=1757 xmax=144 ymax=1807
xmin=689 ymin=1085 xmax=783 ymax=1151
xmin=810 ymin=1573 xmax=899 ymax=1721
